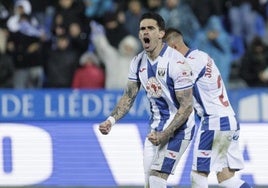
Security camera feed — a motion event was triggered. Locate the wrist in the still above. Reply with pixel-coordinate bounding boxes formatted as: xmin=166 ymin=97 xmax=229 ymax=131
xmin=107 ymin=116 xmax=116 ymax=126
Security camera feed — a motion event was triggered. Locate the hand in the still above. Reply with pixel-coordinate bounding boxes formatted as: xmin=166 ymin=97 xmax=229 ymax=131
xmin=90 ymin=20 xmax=105 ymax=38
xmin=99 ymin=120 xmax=112 ymax=135
xmin=147 ymin=131 xmax=170 ymax=146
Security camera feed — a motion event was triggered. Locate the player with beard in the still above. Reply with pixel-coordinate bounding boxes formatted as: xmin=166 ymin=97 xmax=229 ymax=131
xmin=98 ymin=12 xmax=195 ymax=188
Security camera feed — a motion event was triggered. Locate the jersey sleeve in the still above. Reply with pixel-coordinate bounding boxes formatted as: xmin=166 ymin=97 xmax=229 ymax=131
xmin=170 ymin=57 xmax=194 ymax=91
xmin=128 ymin=53 xmax=143 ymax=82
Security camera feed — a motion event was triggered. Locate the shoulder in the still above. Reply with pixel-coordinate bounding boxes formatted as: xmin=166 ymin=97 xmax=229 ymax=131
xmin=130 ymin=51 xmax=145 ymax=64
xmin=187 ymin=49 xmax=210 ymax=65
xmin=188 ymin=49 xmax=207 ymax=59
xmin=164 ymin=46 xmax=185 ymax=63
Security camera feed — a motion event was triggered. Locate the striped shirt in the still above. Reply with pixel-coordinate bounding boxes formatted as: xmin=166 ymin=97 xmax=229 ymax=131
xmin=128 ymin=43 xmax=195 ymax=137
xmin=185 ymin=49 xmax=239 ymax=130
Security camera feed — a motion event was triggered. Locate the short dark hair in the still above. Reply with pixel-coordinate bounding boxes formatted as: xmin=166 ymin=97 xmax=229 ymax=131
xmin=165 ymin=28 xmax=183 ymax=37
xmin=163 ymin=27 xmax=184 ymax=42
xmin=139 ymin=12 xmax=165 ymax=31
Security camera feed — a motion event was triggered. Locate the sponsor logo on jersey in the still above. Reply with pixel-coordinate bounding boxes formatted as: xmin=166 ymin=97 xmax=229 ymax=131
xmin=168 ymin=152 xmax=176 ymax=158
xmin=177 ymin=61 xmax=184 ymax=64
xmin=139 ymin=68 xmax=146 ymax=72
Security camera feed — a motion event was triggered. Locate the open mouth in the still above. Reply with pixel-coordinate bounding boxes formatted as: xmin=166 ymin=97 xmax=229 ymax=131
xmin=143 ymin=37 xmax=150 ymax=49
xmin=143 ymin=37 xmax=150 ymax=43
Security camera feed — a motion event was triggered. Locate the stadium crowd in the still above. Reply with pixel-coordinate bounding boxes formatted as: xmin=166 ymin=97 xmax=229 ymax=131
xmin=1 ymin=0 xmax=268 ymax=89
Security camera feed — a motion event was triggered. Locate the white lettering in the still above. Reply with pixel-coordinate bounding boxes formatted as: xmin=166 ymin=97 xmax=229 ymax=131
xmin=82 ymin=94 xmax=102 ymax=117
xmin=239 ymin=95 xmax=259 ymax=121
xmin=1 ymin=95 xmax=21 ymax=117
xmin=45 ymin=94 xmax=65 ymax=117
xmin=1 ymin=95 xmax=34 ymax=117
xmin=0 ymin=123 xmax=53 ymax=186
xmin=207 ymin=124 xmax=268 ymax=185
xmin=22 ymin=95 xmax=34 ymax=117
xmin=261 ymin=93 xmax=268 ymax=121
xmin=69 ymin=92 xmax=80 ymax=117
xmin=93 ymin=124 xmax=145 ymax=184
xmin=58 ymin=94 xmax=65 ymax=116
xmin=102 ymin=94 xmax=118 ymax=116
xmin=44 ymin=95 xmax=56 ymax=117
xmin=239 ymin=94 xmax=268 ymax=122
xmin=95 ymin=124 xmax=268 ymax=186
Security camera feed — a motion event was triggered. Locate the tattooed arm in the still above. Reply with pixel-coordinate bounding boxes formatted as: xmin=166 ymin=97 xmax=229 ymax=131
xmin=99 ymin=80 xmax=140 ymax=135
xmin=148 ymin=87 xmax=193 ymax=145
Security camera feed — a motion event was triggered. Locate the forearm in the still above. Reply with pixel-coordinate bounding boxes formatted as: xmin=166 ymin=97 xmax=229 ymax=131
xmin=164 ymin=88 xmax=193 ymax=137
xmin=164 ymin=105 xmax=193 ymax=136
xmin=110 ymin=95 xmax=135 ymax=121
xmin=110 ymin=81 xmax=140 ymax=121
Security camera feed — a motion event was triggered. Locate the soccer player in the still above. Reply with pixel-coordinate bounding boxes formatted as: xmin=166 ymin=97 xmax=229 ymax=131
xmin=98 ymin=12 xmax=195 ymax=188
xmin=164 ymin=28 xmax=251 ymax=188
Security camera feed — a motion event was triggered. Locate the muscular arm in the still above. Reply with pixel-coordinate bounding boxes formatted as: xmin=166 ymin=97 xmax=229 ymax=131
xmin=148 ymin=87 xmax=193 ymax=145
xmin=165 ymin=87 xmax=193 ymax=135
xmin=110 ymin=80 xmax=140 ymax=121
xmin=99 ymin=80 xmax=140 ymax=135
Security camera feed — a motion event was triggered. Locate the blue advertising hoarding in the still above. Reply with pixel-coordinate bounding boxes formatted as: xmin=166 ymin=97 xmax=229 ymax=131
xmin=0 ymin=122 xmax=267 ymax=187
xmin=0 ymin=89 xmax=268 ymax=187
xmin=0 ymin=89 xmax=150 ymax=122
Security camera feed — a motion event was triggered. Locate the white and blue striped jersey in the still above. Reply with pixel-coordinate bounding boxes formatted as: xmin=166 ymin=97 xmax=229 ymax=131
xmin=185 ymin=49 xmax=238 ymax=131
xmin=128 ymin=43 xmax=195 ymax=136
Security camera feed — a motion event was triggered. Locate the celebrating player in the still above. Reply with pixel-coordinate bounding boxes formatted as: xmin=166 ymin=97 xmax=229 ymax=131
xmin=164 ymin=28 xmax=251 ymax=188
xmin=99 ymin=12 xmax=195 ymax=188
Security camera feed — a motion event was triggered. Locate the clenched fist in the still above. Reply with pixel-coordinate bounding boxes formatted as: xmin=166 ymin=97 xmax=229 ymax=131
xmin=99 ymin=120 xmax=112 ymax=135
xmin=147 ymin=131 xmax=170 ymax=146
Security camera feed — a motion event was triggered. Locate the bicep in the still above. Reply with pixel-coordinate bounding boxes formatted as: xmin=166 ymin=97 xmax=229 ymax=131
xmin=175 ymin=88 xmax=193 ymax=110
xmin=123 ymin=80 xmax=140 ymax=99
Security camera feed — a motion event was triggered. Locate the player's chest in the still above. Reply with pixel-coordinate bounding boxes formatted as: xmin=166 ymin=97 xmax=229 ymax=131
xmin=138 ymin=59 xmax=170 ymax=97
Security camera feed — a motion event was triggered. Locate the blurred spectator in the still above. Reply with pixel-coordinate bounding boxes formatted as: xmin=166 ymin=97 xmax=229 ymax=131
xmin=28 ymin=0 xmax=54 ymax=28
xmin=123 ymin=0 xmax=147 ymax=40
xmin=90 ymin=21 xmax=140 ymax=89
xmin=44 ymin=34 xmax=79 ymax=88
xmin=192 ymin=15 xmax=232 ymax=87
xmin=1 ymin=5 xmax=10 ymax=88
xmin=68 ymin=20 xmax=89 ymax=56
xmin=227 ymin=0 xmax=266 ymax=47
xmin=50 ymin=12 xmax=67 ymax=44
xmin=83 ymin=0 xmax=115 ymax=22
xmin=7 ymin=0 xmax=40 ymax=33
xmin=72 ymin=51 xmax=105 ymax=89
xmin=0 ymin=1 xmax=10 ymax=53
xmin=51 ymin=0 xmax=87 ymax=38
xmin=240 ymin=36 xmax=268 ymax=87
xmin=144 ymin=0 xmax=162 ymax=12
xmin=50 ymin=0 xmax=90 ymax=53
xmin=158 ymin=0 xmax=201 ymax=47
xmin=230 ymin=34 xmax=246 ymax=64
xmin=0 ymin=51 xmax=14 ymax=88
xmin=188 ymin=0 xmax=226 ymax=27
xmin=6 ymin=0 xmax=45 ymax=89
xmin=102 ymin=11 xmax=130 ymax=49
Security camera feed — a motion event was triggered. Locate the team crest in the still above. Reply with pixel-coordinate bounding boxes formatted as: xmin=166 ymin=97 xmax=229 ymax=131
xmin=157 ymin=68 xmax=166 ymax=77
xmin=146 ymin=77 xmax=162 ymax=98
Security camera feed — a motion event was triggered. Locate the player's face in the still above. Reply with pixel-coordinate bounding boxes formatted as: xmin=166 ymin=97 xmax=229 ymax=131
xmin=139 ymin=19 xmax=164 ymax=53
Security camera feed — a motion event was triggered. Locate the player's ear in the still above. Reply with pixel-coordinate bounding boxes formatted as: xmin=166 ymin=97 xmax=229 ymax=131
xmin=159 ymin=30 xmax=165 ymax=39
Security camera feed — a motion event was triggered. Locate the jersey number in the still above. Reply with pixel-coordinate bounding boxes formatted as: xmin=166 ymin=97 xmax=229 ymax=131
xmin=217 ymin=75 xmax=229 ymax=107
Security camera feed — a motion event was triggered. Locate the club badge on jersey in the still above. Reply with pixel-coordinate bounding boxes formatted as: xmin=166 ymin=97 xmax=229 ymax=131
xmin=146 ymin=77 xmax=162 ymax=98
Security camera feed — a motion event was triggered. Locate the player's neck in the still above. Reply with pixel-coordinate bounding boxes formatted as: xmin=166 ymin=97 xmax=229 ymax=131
xmin=147 ymin=42 xmax=164 ymax=61
xmin=179 ymin=45 xmax=189 ymax=56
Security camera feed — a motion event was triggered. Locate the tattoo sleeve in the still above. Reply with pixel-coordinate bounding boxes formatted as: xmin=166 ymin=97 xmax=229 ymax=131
xmin=164 ymin=88 xmax=193 ymax=137
xmin=110 ymin=81 xmax=140 ymax=121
